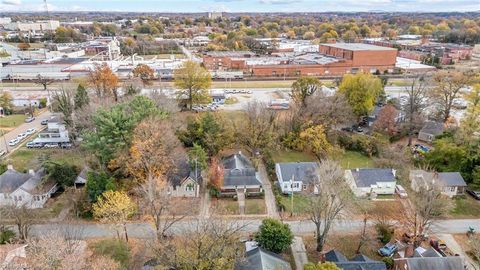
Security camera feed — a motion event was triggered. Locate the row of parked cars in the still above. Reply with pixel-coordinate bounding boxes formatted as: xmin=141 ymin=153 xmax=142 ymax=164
xmin=26 ymin=142 xmax=72 ymax=149
xmin=192 ymin=103 xmax=220 ymax=112
xmin=8 ymin=128 xmax=36 ymax=146
xmin=224 ymin=89 xmax=252 ymax=94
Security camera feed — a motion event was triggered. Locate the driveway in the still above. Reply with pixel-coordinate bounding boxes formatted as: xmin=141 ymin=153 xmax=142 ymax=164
xmin=437 ymin=233 xmax=475 ymax=270
xmin=0 ymin=111 xmax=51 ymax=155
xmin=257 ymin=162 xmax=280 ymax=219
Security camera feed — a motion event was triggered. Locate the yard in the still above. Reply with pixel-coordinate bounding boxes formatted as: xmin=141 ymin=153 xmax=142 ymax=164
xmin=244 ymin=199 xmax=266 ymax=215
xmin=5 ymin=148 xmax=87 ymax=172
xmin=272 ymin=150 xmax=315 ymax=163
xmin=278 ymin=193 xmax=311 ymax=218
xmin=210 ymin=198 xmax=239 ymax=215
xmin=0 ymin=114 xmax=27 ymax=131
xmin=337 ymin=151 xmax=374 ymax=169
xmin=449 ymin=196 xmax=480 ymax=218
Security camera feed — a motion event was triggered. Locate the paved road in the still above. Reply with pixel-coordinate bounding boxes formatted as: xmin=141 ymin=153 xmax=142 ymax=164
xmin=0 ymin=111 xmax=51 ymax=154
xmin=26 ymin=218 xmax=480 ymax=240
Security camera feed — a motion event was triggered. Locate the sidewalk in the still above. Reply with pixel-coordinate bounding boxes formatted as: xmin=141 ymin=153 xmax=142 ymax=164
xmin=291 ymin=236 xmax=308 ymax=270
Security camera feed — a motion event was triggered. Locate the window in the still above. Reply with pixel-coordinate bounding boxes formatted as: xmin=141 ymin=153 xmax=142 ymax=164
xmin=302 ymin=184 xmax=307 ymax=190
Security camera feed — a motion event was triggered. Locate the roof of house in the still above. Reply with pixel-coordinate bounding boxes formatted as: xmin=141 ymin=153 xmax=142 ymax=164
xmin=419 ymin=121 xmax=445 ymax=136
xmin=349 ymin=168 xmax=396 ymax=188
xmin=235 ymin=247 xmax=292 ymax=270
xmin=325 ymin=250 xmax=387 ymax=270
xmin=321 ymin=43 xmax=397 ymax=51
xmin=169 ymin=159 xmax=202 ymax=187
xmin=75 ymin=167 xmax=89 ymax=184
xmin=402 ymin=256 xmax=464 ymax=270
xmin=275 ymin=162 xmax=319 ymax=184
xmin=410 ymin=170 xmax=467 ymax=187
xmin=0 ymin=169 xmax=31 ymax=193
xmin=19 ymin=169 xmax=52 ymax=195
xmin=222 ymin=153 xmax=261 ymax=187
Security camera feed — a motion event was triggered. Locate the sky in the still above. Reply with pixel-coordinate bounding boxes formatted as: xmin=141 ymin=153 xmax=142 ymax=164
xmin=0 ymin=0 xmax=479 ymax=13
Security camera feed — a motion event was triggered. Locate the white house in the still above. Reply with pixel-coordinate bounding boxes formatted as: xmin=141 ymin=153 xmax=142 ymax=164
xmin=345 ymin=168 xmax=396 ymax=197
xmin=0 ymin=165 xmax=57 ymax=208
xmin=32 ymin=116 xmax=70 ymax=145
xmin=275 ymin=162 xmax=320 ymax=194
xmin=410 ymin=170 xmax=467 ymax=198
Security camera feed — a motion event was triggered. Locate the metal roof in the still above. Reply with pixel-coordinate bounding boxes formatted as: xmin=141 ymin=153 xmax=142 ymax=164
xmin=321 ymin=43 xmax=397 ymax=51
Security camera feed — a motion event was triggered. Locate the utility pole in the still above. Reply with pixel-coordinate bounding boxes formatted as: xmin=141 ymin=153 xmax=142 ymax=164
xmin=290 ymin=174 xmax=294 ymax=217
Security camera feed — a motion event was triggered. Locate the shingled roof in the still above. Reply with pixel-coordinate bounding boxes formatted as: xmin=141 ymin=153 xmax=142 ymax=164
xmin=235 ymin=247 xmax=291 ymax=270
xmin=222 ymin=153 xmax=261 ymax=187
xmin=325 ymin=249 xmax=387 ymax=270
xmin=350 ymin=168 xmax=396 ymax=188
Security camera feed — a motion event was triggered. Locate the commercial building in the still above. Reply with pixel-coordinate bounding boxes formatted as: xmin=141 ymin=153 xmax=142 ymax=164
xmin=32 ymin=117 xmax=70 ymax=145
xmin=202 ymin=43 xmax=398 ymax=77
xmin=5 ymin=20 xmax=60 ymax=32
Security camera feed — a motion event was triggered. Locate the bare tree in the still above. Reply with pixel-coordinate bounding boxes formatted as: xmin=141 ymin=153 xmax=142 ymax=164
xmin=1 ymin=205 xmax=35 ymax=241
xmin=34 ymin=74 xmax=55 ymax=91
xmin=152 ymin=219 xmax=246 ymax=269
xmin=307 ymin=160 xmax=349 ymax=252
xmin=468 ymin=236 xmax=480 ymax=270
xmin=52 ymin=88 xmax=75 ymax=133
xmin=404 ymin=74 xmax=429 ymax=146
xmin=303 ymin=92 xmax=354 ymax=131
xmin=240 ymin=101 xmax=279 ymax=154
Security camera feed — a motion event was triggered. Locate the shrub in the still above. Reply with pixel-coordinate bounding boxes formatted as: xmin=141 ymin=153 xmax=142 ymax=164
xmin=337 ymin=133 xmax=381 ymax=157
xmin=0 ymin=226 xmax=15 ymax=244
xmin=376 ymin=223 xmax=393 ymax=244
xmin=94 ymin=239 xmax=129 ymax=267
xmin=382 ymin=257 xmax=394 ymax=270
xmin=255 ymin=218 xmax=293 ymax=253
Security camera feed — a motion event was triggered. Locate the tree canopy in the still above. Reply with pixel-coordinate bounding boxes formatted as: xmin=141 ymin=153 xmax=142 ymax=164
xmin=254 ymin=218 xmax=294 ymax=253
xmin=338 ymin=72 xmax=383 ymax=118
xmin=174 ymin=61 xmax=212 ymax=110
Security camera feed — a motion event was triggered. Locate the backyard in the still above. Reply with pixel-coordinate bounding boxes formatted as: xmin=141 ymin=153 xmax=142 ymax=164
xmin=4 ymin=148 xmax=87 ymax=172
xmin=337 ymin=151 xmax=374 ymax=169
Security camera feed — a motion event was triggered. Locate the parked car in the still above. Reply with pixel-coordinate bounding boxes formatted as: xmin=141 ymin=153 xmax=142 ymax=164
xmin=25 ymin=117 xmax=35 ymax=123
xmin=356 ymin=126 xmax=364 ymax=133
xmin=17 ymin=133 xmax=27 ymax=140
xmin=8 ymin=139 xmax=19 ymax=146
xmin=41 ymin=119 xmax=49 ymax=125
xmin=26 ymin=142 xmax=36 ymax=148
xmin=467 ymin=189 xmax=480 ymax=200
xmin=60 ymin=143 xmax=73 ymax=149
xmin=44 ymin=143 xmax=59 ymax=148
xmin=378 ymin=242 xmax=398 ymax=257
xmin=341 ymin=126 xmax=353 ymax=132
xmin=25 ymin=128 xmax=36 ymax=135
xmin=395 ymin=185 xmax=408 ymax=198
xmin=0 ymin=150 xmax=6 ymax=157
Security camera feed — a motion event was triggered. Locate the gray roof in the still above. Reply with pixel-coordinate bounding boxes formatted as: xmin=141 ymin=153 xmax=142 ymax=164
xmin=0 ymin=169 xmax=31 ymax=193
xmin=169 ymin=159 xmax=202 ymax=187
xmin=403 ymin=256 xmax=464 ymax=270
xmin=222 ymin=153 xmax=261 ymax=187
xmin=325 ymin=250 xmax=387 ymax=270
xmin=236 ymin=247 xmax=291 ymax=270
xmin=350 ymin=168 xmax=396 ymax=188
xmin=410 ymin=170 xmax=466 ymax=188
xmin=275 ymin=162 xmax=319 ymax=184
xmin=419 ymin=121 xmax=445 ymax=136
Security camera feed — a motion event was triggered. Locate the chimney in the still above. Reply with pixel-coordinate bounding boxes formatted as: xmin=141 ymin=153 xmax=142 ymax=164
xmin=7 ymin=164 xmax=13 ymax=170
xmin=28 ymin=169 xmax=35 ymax=176
xmin=356 ymin=168 xmax=359 ymax=172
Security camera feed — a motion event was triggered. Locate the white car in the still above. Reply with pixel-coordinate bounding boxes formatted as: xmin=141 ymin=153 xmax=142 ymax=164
xmin=17 ymin=133 xmax=27 ymax=140
xmin=25 ymin=128 xmax=36 ymax=135
xmin=395 ymin=185 xmax=408 ymax=198
xmin=8 ymin=139 xmax=19 ymax=146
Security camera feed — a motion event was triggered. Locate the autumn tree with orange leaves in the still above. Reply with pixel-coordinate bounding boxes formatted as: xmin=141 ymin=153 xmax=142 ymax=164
xmin=127 ymin=116 xmax=187 ymax=239
xmin=88 ymin=63 xmax=120 ymax=102
xmin=208 ymin=157 xmax=224 ymax=192
xmin=132 ymin=64 xmax=155 ymax=86
xmin=373 ymin=104 xmax=398 ymax=136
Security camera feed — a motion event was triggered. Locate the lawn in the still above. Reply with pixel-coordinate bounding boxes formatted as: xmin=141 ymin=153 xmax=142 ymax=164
xmin=211 ymin=198 xmax=239 ymax=215
xmin=449 ymin=196 xmax=480 ymax=218
xmin=245 ymin=199 xmax=266 ymax=215
xmin=337 ymin=151 xmax=374 ymax=169
xmin=5 ymin=148 xmax=87 ymax=172
xmin=278 ymin=193 xmax=311 ymax=217
xmin=272 ymin=150 xmax=316 ymax=163
xmin=0 ymin=114 xmax=27 ymax=130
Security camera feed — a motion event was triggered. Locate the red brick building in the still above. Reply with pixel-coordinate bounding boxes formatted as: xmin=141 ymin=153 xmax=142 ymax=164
xmin=203 ymin=43 xmax=398 ymax=77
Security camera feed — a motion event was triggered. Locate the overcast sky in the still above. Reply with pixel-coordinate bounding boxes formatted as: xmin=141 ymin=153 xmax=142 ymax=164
xmin=1 ymin=0 xmax=479 ymax=13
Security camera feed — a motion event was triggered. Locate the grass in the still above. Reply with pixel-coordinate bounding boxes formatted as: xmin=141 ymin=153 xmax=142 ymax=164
xmin=93 ymin=239 xmax=130 ymax=267
xmin=5 ymin=148 xmax=86 ymax=172
xmin=278 ymin=194 xmax=311 ymax=216
xmin=0 ymin=114 xmax=27 ymax=130
xmin=272 ymin=150 xmax=316 ymax=163
xmin=225 ymin=97 xmax=239 ymax=105
xmin=337 ymin=151 xmax=374 ymax=169
xmin=211 ymin=198 xmax=239 ymax=215
xmin=375 ymin=194 xmax=395 ymax=200
xmin=450 ymin=196 xmax=480 ymax=218
xmin=245 ymin=199 xmax=266 ymax=215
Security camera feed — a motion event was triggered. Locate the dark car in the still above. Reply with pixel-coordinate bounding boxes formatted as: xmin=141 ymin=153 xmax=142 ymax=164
xmin=341 ymin=127 xmax=353 ymax=132
xmin=467 ymin=189 xmax=480 ymax=200
xmin=41 ymin=119 xmax=49 ymax=125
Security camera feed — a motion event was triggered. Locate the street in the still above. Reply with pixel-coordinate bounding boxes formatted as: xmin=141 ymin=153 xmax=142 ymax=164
xmin=0 ymin=111 xmax=52 ymax=154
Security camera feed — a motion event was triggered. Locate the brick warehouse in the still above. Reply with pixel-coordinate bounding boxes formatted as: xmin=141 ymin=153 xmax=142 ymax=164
xmin=202 ymin=43 xmax=398 ymax=77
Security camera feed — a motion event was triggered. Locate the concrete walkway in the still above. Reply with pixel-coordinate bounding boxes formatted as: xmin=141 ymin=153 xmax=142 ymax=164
xmin=291 ymin=236 xmax=309 ymax=270
xmin=437 ymin=233 xmax=475 ymax=270
xmin=237 ymin=191 xmax=246 ymax=215
xmin=257 ymin=162 xmax=280 ymax=219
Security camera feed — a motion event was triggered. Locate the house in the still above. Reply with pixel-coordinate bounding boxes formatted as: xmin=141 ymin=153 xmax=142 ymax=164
xmin=221 ymin=152 xmax=263 ymax=194
xmin=345 ymin=168 xmax=396 ymax=197
xmin=275 ymin=162 xmax=319 ymax=194
xmin=393 ymin=246 xmax=464 ymax=270
xmin=410 ymin=170 xmax=467 ymax=198
xmin=168 ymin=160 xmax=202 ymax=198
xmin=418 ymin=121 xmax=445 ymax=143
xmin=325 ymin=249 xmax=387 ymax=270
xmin=236 ymin=247 xmax=292 ymax=270
xmin=32 ymin=116 xmax=70 ymax=145
xmin=0 ymin=165 xmax=57 ymax=208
